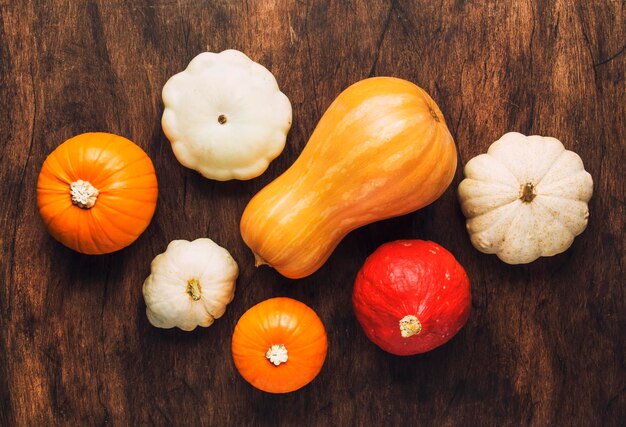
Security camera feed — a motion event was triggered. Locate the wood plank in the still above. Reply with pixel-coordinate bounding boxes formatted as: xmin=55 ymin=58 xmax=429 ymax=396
xmin=0 ymin=0 xmax=624 ymax=425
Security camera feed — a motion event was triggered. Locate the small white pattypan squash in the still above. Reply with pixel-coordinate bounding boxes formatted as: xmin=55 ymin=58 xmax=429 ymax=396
xmin=142 ymin=238 xmax=238 ymax=331
xmin=162 ymin=49 xmax=292 ymax=181
xmin=458 ymin=132 xmax=593 ymax=264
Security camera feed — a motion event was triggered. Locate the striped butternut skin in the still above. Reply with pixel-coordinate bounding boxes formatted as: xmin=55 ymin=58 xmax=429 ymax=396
xmin=240 ymin=77 xmax=457 ymax=279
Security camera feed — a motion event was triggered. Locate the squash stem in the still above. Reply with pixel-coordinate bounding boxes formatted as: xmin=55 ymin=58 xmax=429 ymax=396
xmin=399 ymin=315 xmax=422 ymax=338
xmin=519 ymin=182 xmax=536 ymax=203
xmin=186 ymin=278 xmax=202 ymax=301
xmin=70 ymin=180 xmax=99 ymax=209
xmin=266 ymin=344 xmax=288 ymax=366
xmin=253 ymin=252 xmax=269 ymax=267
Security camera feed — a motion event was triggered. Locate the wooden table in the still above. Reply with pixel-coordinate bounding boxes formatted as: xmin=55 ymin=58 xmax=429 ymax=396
xmin=1 ymin=1 xmax=624 ymax=425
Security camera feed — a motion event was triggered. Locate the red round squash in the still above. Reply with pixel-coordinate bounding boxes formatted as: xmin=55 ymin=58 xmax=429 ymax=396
xmin=352 ymin=240 xmax=471 ymax=355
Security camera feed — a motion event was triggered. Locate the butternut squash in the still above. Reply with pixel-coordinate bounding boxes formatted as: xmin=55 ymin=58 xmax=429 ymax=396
xmin=240 ymin=77 xmax=457 ymax=279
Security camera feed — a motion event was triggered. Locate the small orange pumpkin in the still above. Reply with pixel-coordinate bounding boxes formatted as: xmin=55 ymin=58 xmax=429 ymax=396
xmin=37 ymin=132 xmax=158 ymax=254
xmin=231 ymin=297 xmax=328 ymax=393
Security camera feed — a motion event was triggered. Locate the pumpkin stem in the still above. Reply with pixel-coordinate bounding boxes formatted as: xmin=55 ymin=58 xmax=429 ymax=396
xmin=186 ymin=278 xmax=202 ymax=301
xmin=519 ymin=182 xmax=536 ymax=203
xmin=253 ymin=252 xmax=269 ymax=268
xmin=266 ymin=344 xmax=288 ymax=366
xmin=399 ymin=315 xmax=422 ymax=338
xmin=70 ymin=180 xmax=99 ymax=209
xmin=217 ymin=114 xmax=227 ymax=124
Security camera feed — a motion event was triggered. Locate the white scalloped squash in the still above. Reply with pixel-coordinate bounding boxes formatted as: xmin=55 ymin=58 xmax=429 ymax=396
xmin=162 ymin=50 xmax=292 ymax=181
xmin=142 ymin=238 xmax=238 ymax=331
xmin=458 ymin=132 xmax=593 ymax=264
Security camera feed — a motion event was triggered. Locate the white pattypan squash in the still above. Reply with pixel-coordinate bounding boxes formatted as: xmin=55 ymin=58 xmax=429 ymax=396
xmin=458 ymin=132 xmax=593 ymax=264
xmin=161 ymin=49 xmax=292 ymax=181
xmin=142 ymin=238 xmax=238 ymax=331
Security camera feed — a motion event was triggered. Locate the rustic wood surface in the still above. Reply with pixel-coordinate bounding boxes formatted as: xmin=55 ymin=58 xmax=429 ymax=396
xmin=1 ymin=0 xmax=624 ymax=425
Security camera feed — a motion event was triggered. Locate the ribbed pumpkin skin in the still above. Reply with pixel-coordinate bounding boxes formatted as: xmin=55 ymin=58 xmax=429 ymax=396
xmin=240 ymin=77 xmax=457 ymax=278
xmin=37 ymin=132 xmax=158 ymax=254
xmin=231 ymin=297 xmax=327 ymax=394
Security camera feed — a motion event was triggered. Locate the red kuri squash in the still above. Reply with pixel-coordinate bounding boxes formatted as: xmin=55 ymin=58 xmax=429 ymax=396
xmin=353 ymin=240 xmax=471 ymax=355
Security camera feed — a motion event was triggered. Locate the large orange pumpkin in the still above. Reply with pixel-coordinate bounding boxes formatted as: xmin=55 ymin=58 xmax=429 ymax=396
xmin=37 ymin=132 xmax=158 ymax=254
xmin=231 ymin=297 xmax=327 ymax=393
xmin=240 ymin=77 xmax=458 ymax=279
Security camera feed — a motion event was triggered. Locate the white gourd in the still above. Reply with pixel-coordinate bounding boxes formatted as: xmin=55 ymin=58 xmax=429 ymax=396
xmin=142 ymin=238 xmax=238 ymax=331
xmin=161 ymin=49 xmax=292 ymax=181
xmin=458 ymin=132 xmax=593 ymax=264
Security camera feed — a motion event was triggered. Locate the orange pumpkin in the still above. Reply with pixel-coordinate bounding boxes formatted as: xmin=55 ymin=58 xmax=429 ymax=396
xmin=240 ymin=77 xmax=458 ymax=278
xmin=37 ymin=132 xmax=158 ymax=254
xmin=231 ymin=297 xmax=327 ymax=393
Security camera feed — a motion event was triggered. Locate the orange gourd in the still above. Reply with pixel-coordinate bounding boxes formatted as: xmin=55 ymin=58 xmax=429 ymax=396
xmin=37 ymin=132 xmax=158 ymax=254
xmin=240 ymin=77 xmax=458 ymax=279
xmin=231 ymin=297 xmax=327 ymax=393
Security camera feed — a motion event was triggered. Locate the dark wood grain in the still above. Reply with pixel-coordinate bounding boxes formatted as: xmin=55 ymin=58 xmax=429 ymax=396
xmin=1 ymin=0 xmax=624 ymax=425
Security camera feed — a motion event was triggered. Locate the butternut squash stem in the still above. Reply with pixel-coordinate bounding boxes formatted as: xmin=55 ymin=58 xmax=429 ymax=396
xmin=429 ymin=108 xmax=440 ymax=122
xmin=399 ymin=315 xmax=422 ymax=338
xmin=253 ymin=252 xmax=270 ymax=267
